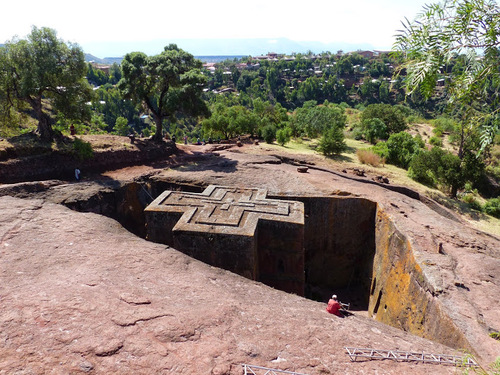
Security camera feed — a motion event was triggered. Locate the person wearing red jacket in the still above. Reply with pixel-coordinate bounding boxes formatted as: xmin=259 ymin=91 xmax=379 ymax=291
xmin=326 ymin=295 xmax=343 ymax=317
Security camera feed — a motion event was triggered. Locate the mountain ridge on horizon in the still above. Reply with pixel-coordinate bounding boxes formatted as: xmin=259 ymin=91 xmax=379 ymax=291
xmin=82 ymin=37 xmax=388 ymax=61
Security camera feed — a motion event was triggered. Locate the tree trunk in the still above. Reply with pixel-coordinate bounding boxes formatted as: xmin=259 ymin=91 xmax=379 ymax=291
xmin=450 ymin=184 xmax=458 ymax=199
xmin=151 ymin=115 xmax=164 ymax=142
xmin=37 ymin=114 xmax=53 ymax=141
xmin=31 ymin=96 xmax=53 ymax=141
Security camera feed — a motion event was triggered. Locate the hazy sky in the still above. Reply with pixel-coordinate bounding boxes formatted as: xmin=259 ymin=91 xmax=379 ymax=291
xmin=2 ymin=0 xmax=433 ymax=55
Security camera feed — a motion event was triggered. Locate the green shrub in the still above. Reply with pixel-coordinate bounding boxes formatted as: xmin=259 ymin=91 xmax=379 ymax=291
xmin=406 ymin=114 xmax=425 ymax=124
xmin=486 ymin=165 xmax=500 ymax=180
xmin=371 ymin=141 xmax=389 ymax=160
xmin=361 ymin=104 xmax=407 ymax=134
xmin=276 ymin=127 xmax=291 ymax=146
xmin=261 ymin=124 xmax=277 ymax=144
xmin=461 ymin=194 xmax=483 ymax=211
xmin=113 ymin=116 xmax=129 ymax=136
xmin=318 ymin=126 xmax=346 ymax=156
xmin=484 ymin=198 xmax=500 ymax=218
xmin=362 ymin=118 xmax=388 ymax=144
xmin=386 ymin=131 xmax=423 ymax=169
xmin=432 ymin=116 xmax=457 ymax=132
xmin=408 ymin=147 xmax=464 ymax=194
xmin=351 ymin=125 xmax=364 ymax=140
xmin=429 ymin=136 xmax=443 ymax=146
xmin=73 ymin=138 xmax=94 ymax=160
xmin=432 ymin=128 xmax=444 ymax=137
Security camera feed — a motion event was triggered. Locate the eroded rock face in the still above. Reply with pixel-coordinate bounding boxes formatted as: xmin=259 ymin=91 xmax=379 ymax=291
xmin=369 ymin=209 xmax=471 ymax=351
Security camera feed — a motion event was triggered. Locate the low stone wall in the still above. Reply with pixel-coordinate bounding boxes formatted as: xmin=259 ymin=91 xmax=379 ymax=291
xmin=0 ymin=143 xmax=176 ymax=184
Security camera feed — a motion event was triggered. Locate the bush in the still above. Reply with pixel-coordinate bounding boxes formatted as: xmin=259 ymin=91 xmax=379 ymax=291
xmin=386 ymin=131 xmax=423 ymax=169
xmin=261 ymin=124 xmax=277 ymax=144
xmin=408 ymin=147 xmax=464 ymax=195
xmin=318 ymin=126 xmax=346 ymax=156
xmin=361 ymin=104 xmax=407 ymax=134
xmin=432 ymin=128 xmax=444 ymax=137
xmin=408 ymin=149 xmax=437 ymax=186
xmin=72 ymin=138 xmax=94 ymax=160
xmin=357 ymin=149 xmax=384 ymax=167
xmin=114 ymin=116 xmax=129 ymax=136
xmin=276 ymin=127 xmax=291 ymax=146
xmin=406 ymin=114 xmax=426 ymax=124
xmin=351 ymin=125 xmax=364 ymax=140
xmin=429 ymin=136 xmax=443 ymax=146
xmin=371 ymin=141 xmax=389 ymax=160
xmin=362 ymin=118 xmax=388 ymax=144
xmin=461 ymin=194 xmax=483 ymax=211
xmin=484 ymin=198 xmax=500 ymax=218
xmin=432 ymin=116 xmax=457 ymax=133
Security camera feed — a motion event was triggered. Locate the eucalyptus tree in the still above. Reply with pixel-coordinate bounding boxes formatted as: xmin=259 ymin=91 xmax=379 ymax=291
xmin=118 ymin=44 xmax=209 ymax=142
xmin=0 ymin=26 xmax=93 ymax=140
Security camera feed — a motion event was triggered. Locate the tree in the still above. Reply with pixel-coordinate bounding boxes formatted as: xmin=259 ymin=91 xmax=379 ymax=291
xmin=317 ymin=125 xmax=347 ymax=156
xmin=409 ymin=147 xmax=465 ymax=195
xmin=394 ymin=0 xmax=500 ymax=195
xmin=0 ymin=27 xmax=93 ymax=140
xmin=291 ymin=101 xmax=346 ymax=139
xmin=361 ymin=104 xmax=407 ymax=134
xmin=385 ymin=131 xmax=423 ymax=169
xmin=118 ymin=44 xmax=209 ymax=142
xmin=394 ymin=0 xmax=500 ymax=107
xmin=114 ymin=116 xmax=129 ymax=136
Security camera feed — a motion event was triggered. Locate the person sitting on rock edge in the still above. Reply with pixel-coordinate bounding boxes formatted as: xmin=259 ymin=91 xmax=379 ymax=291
xmin=326 ymin=294 xmax=343 ymax=317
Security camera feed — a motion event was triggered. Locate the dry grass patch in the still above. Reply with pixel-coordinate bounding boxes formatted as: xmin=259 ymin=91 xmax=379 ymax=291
xmin=356 ymin=149 xmax=385 ymax=167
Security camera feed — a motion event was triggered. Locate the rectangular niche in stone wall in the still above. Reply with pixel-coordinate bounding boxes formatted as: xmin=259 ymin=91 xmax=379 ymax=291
xmin=145 ymin=185 xmax=305 ymax=295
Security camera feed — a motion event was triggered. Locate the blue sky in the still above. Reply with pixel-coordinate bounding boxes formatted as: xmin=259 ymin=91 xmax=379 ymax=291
xmin=2 ymin=0 xmax=435 ymax=56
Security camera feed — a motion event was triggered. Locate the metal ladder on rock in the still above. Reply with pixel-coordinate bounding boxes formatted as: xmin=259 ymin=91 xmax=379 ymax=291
xmin=344 ymin=347 xmax=479 ymax=367
xmin=242 ymin=364 xmax=309 ymax=375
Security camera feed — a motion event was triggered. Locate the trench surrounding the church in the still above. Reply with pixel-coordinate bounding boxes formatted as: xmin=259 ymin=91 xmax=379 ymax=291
xmin=62 ymin=180 xmax=471 ymax=352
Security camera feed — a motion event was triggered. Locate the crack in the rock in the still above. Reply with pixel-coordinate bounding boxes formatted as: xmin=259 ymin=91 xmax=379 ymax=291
xmin=95 ymin=344 xmax=123 ymax=357
xmin=113 ymin=313 xmax=173 ymax=327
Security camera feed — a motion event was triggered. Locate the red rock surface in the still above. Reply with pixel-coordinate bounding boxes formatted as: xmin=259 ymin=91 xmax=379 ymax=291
xmin=0 ymin=196 xmax=468 ymax=374
xmin=1 ymin=142 xmax=499 ymax=374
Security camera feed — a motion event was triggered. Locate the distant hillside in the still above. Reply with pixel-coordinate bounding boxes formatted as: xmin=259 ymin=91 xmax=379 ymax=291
xmin=84 ymin=53 xmax=123 ymax=64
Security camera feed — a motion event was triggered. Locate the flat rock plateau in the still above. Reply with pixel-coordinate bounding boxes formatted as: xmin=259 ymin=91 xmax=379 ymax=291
xmin=1 ymin=139 xmax=499 ymax=374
